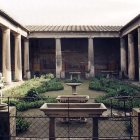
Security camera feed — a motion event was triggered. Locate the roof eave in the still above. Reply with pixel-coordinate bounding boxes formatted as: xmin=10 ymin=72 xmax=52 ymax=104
xmin=0 ymin=9 xmax=29 ymax=33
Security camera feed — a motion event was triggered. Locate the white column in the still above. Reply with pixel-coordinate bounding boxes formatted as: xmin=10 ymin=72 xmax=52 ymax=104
xmin=55 ymin=38 xmax=62 ymax=78
xmin=24 ymin=39 xmax=30 ymax=79
xmin=138 ymin=28 xmax=140 ymax=81
xmin=14 ymin=33 xmax=22 ymax=81
xmin=2 ymin=28 xmax=11 ymax=83
xmin=128 ymin=33 xmax=135 ymax=80
xmin=120 ymin=37 xmax=127 ymax=76
xmin=88 ymin=37 xmax=95 ymax=77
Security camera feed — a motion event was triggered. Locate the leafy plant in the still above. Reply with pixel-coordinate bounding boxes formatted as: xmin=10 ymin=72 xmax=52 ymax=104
xmin=90 ymin=77 xmax=140 ymax=109
xmin=16 ymin=117 xmax=30 ymax=134
xmin=23 ymin=88 xmax=41 ymax=102
xmin=3 ymin=75 xmax=64 ymax=97
xmin=65 ymin=77 xmax=82 ymax=83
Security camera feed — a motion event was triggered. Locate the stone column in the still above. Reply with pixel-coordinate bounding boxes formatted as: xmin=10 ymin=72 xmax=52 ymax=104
xmin=55 ymin=38 xmax=62 ymax=78
xmin=24 ymin=39 xmax=30 ymax=79
xmin=138 ymin=28 xmax=140 ymax=81
xmin=120 ymin=37 xmax=127 ymax=77
xmin=128 ymin=33 xmax=135 ymax=80
xmin=88 ymin=38 xmax=95 ymax=77
xmin=2 ymin=28 xmax=11 ymax=84
xmin=14 ymin=33 xmax=22 ymax=81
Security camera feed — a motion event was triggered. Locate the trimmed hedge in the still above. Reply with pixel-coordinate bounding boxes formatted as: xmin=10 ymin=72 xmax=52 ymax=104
xmin=89 ymin=77 xmax=140 ymax=110
xmin=4 ymin=75 xmax=64 ymax=97
xmin=6 ymin=97 xmax=57 ymax=111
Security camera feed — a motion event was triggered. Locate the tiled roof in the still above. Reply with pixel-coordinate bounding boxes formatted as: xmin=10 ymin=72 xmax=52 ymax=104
xmin=26 ymin=25 xmax=122 ymax=32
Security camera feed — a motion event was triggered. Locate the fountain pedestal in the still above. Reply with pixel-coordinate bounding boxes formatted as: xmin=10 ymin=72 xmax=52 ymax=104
xmin=66 ymin=83 xmax=82 ymax=95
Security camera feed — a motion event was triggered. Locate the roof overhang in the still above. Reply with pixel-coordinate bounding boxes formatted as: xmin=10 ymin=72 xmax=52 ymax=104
xmin=120 ymin=14 xmax=140 ymax=37
xmin=0 ymin=9 xmax=29 ymax=37
xmin=28 ymin=31 xmax=120 ymax=38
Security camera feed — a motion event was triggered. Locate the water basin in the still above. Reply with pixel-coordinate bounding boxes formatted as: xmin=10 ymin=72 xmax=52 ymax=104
xmin=40 ymin=103 xmax=107 ymax=117
xmin=56 ymin=95 xmax=89 ymax=103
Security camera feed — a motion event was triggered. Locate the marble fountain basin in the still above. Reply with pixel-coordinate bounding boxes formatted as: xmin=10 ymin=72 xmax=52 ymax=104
xmin=56 ymin=95 xmax=89 ymax=103
xmin=65 ymin=83 xmax=82 ymax=86
xmin=40 ymin=103 xmax=107 ymax=117
xmin=0 ymin=103 xmax=8 ymax=110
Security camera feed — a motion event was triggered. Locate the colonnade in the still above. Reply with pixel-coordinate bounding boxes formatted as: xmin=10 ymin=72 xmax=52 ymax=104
xmin=120 ymin=28 xmax=140 ymax=81
xmin=1 ymin=27 xmax=30 ymax=84
xmin=55 ymin=38 xmax=95 ymax=78
xmin=2 ymin=27 xmax=140 ymax=82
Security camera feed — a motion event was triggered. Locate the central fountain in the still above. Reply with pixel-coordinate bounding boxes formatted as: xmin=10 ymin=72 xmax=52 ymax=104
xmin=56 ymin=78 xmax=89 ymax=103
xmin=40 ymin=77 xmax=107 ymax=140
xmin=40 ymin=102 xmax=107 ymax=140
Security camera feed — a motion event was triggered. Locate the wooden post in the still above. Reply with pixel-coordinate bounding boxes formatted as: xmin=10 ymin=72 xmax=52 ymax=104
xmin=92 ymin=117 xmax=99 ymax=140
xmin=49 ymin=117 xmax=55 ymax=140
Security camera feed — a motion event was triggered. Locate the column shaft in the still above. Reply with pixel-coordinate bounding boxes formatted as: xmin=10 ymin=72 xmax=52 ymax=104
xmin=24 ymin=39 xmax=30 ymax=79
xmin=138 ymin=28 xmax=140 ymax=81
xmin=56 ymin=38 xmax=62 ymax=78
xmin=120 ymin=37 xmax=127 ymax=76
xmin=128 ymin=33 xmax=135 ymax=80
xmin=88 ymin=38 xmax=95 ymax=77
xmin=14 ymin=34 xmax=22 ymax=81
xmin=2 ymin=28 xmax=11 ymax=83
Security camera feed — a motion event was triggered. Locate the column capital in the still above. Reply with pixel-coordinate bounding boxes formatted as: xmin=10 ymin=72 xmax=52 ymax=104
xmin=88 ymin=36 xmax=93 ymax=39
xmin=55 ymin=37 xmax=61 ymax=39
xmin=13 ymin=32 xmax=21 ymax=38
xmin=128 ymin=33 xmax=133 ymax=38
xmin=1 ymin=26 xmax=10 ymax=32
xmin=24 ymin=38 xmax=29 ymax=41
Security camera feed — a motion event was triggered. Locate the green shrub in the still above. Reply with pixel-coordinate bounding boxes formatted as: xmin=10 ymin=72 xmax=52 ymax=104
xmin=4 ymin=99 xmax=18 ymax=106
xmin=3 ymin=75 xmax=64 ymax=97
xmin=90 ymin=77 xmax=140 ymax=109
xmin=16 ymin=117 xmax=30 ymax=134
xmin=16 ymin=102 xmax=29 ymax=111
xmin=65 ymin=78 xmax=82 ymax=83
xmin=9 ymin=97 xmax=57 ymax=111
xmin=24 ymin=88 xmax=41 ymax=102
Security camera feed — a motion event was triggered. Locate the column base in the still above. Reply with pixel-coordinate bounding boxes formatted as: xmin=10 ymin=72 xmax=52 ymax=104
xmin=4 ymin=71 xmax=12 ymax=84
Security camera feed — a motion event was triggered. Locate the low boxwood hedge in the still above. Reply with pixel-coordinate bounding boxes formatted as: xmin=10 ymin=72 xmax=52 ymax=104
xmin=89 ymin=77 xmax=140 ymax=110
xmin=4 ymin=74 xmax=64 ymax=97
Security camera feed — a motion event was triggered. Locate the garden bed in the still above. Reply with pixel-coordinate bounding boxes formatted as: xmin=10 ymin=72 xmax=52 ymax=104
xmin=89 ymin=77 xmax=140 ymax=110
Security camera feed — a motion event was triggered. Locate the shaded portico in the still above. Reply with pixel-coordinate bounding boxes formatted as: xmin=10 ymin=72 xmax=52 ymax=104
xmin=120 ymin=15 xmax=140 ymax=81
xmin=27 ymin=27 xmax=121 ymax=79
xmin=0 ymin=10 xmax=29 ymax=84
